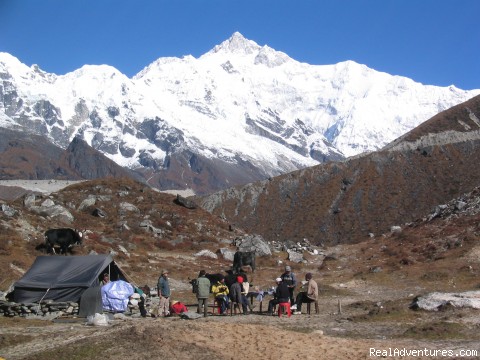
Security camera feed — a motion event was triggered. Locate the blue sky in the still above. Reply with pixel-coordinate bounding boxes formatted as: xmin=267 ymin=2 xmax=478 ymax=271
xmin=0 ymin=0 xmax=478 ymax=89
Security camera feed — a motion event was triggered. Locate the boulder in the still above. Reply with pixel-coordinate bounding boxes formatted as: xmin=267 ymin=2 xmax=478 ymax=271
xmin=287 ymin=249 xmax=304 ymax=263
xmin=174 ymin=195 xmax=197 ymax=209
xmin=30 ymin=204 xmax=74 ymax=223
xmin=234 ymin=234 xmax=271 ymax=256
xmin=119 ymin=202 xmax=139 ymax=213
xmin=410 ymin=290 xmax=480 ymax=311
xmin=1 ymin=204 xmax=16 ymax=217
xmin=218 ymin=248 xmax=235 ymax=261
xmin=194 ymin=250 xmax=217 ymax=259
xmin=78 ymin=196 xmax=96 ymax=211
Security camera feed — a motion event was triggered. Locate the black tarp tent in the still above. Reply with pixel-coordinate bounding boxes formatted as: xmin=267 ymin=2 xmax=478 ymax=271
xmin=13 ymin=254 xmax=128 ymax=304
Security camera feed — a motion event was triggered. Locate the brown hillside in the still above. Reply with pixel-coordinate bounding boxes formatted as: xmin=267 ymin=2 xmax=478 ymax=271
xmin=198 ymin=95 xmax=480 ymax=246
xmin=1 ymin=179 xmax=480 ymax=359
xmin=0 ymin=177 xmax=240 ymax=290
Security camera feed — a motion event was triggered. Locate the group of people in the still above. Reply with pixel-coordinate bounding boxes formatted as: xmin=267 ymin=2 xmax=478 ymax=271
xmin=267 ymin=265 xmax=319 ymax=315
xmin=195 ymin=270 xmax=254 ymax=317
xmin=151 ymin=265 xmax=318 ymax=318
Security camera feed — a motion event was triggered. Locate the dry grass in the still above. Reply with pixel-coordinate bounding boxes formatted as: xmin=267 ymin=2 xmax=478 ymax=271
xmin=1 ymin=178 xmax=480 ymax=359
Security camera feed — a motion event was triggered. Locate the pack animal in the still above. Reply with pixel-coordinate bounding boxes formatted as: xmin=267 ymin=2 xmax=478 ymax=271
xmin=224 ymin=269 xmax=249 ymax=287
xmin=44 ymin=228 xmax=83 ymax=255
xmin=189 ymin=273 xmax=225 ymax=293
xmin=233 ymin=251 xmax=256 ymax=273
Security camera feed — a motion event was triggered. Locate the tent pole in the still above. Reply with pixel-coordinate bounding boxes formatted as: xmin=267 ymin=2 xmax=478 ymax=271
xmin=37 ymin=288 xmax=51 ymax=313
xmin=113 ymin=261 xmax=137 ymax=287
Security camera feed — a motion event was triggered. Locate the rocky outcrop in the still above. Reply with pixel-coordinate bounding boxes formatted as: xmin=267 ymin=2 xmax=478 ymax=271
xmin=410 ymin=291 xmax=480 ymax=311
xmin=233 ymin=234 xmax=271 ymax=257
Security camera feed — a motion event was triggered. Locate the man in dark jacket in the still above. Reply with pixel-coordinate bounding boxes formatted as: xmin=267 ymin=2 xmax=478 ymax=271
xmin=229 ymin=276 xmax=249 ymax=314
xmin=267 ymin=278 xmax=290 ymax=315
xmin=280 ymin=265 xmax=297 ymax=305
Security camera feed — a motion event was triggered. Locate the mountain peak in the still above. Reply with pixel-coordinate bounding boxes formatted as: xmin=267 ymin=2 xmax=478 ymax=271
xmin=0 ymin=52 xmax=32 ymax=77
xmin=209 ymin=32 xmax=261 ymax=55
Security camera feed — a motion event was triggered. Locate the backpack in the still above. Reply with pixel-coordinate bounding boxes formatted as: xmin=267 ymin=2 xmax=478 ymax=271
xmin=192 ymin=279 xmax=199 ymax=294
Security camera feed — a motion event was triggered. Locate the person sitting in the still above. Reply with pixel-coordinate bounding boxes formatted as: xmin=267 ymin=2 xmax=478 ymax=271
xmin=239 ymin=274 xmax=256 ymax=312
xmin=211 ymin=277 xmax=230 ymax=314
xmin=230 ymin=276 xmax=249 ymax=315
xmin=292 ymin=273 xmax=318 ymax=315
xmin=170 ymin=300 xmax=188 ymax=315
xmin=267 ymin=278 xmax=290 ymax=315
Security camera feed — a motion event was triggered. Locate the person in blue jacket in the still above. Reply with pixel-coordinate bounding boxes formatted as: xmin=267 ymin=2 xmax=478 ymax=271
xmin=157 ymin=269 xmax=171 ymax=316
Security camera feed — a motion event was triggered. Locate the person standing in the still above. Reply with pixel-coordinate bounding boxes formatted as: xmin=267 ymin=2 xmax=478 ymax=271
xmin=157 ymin=269 xmax=171 ymax=317
xmin=196 ymin=270 xmax=211 ymax=317
xmin=292 ymin=273 xmax=318 ymax=315
xmin=280 ymin=265 xmax=297 ymax=305
xmin=267 ymin=278 xmax=290 ymax=315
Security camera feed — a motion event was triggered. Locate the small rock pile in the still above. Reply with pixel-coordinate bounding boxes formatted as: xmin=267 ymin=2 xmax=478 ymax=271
xmin=427 ymin=186 xmax=480 ymax=221
xmin=270 ymin=238 xmax=324 ymax=263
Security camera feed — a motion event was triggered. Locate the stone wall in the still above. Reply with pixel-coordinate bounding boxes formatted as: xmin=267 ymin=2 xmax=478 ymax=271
xmin=0 ymin=300 xmax=79 ymax=317
xmin=0 ymin=297 xmax=158 ymax=318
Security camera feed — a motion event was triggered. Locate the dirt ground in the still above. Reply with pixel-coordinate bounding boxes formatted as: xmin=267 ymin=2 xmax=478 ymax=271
xmin=1 ymin=275 xmax=479 ymax=360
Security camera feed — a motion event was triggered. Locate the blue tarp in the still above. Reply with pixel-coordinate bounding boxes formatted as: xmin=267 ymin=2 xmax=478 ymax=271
xmin=101 ymin=280 xmax=134 ymax=312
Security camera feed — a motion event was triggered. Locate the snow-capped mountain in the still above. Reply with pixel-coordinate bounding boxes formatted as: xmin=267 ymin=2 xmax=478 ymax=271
xmin=0 ymin=32 xmax=479 ymax=194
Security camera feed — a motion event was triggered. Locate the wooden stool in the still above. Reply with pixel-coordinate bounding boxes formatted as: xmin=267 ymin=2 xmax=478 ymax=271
xmin=277 ymin=302 xmax=291 ymax=317
xmin=306 ymin=300 xmax=319 ymax=314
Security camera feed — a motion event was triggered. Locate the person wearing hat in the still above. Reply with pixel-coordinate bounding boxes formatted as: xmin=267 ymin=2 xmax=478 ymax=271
xmin=170 ymin=300 xmax=188 ymax=315
xmin=229 ymin=275 xmax=249 ymax=314
xmin=267 ymin=277 xmax=290 ymax=315
xmin=292 ymin=272 xmax=318 ymax=315
xmin=280 ymin=265 xmax=297 ymax=305
xmin=157 ymin=269 xmax=171 ymax=317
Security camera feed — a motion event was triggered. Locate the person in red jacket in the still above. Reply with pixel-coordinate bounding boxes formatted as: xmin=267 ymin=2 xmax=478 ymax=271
xmin=170 ymin=300 xmax=188 ymax=315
